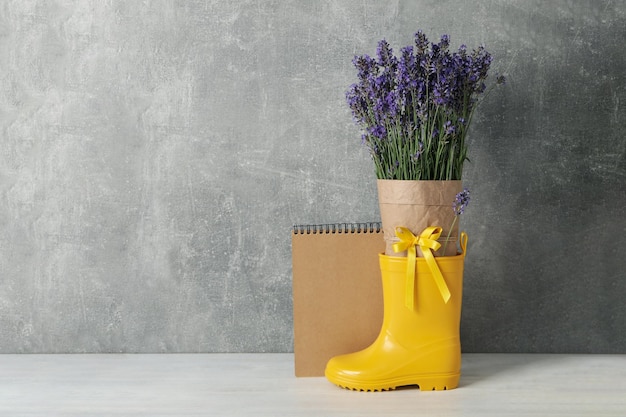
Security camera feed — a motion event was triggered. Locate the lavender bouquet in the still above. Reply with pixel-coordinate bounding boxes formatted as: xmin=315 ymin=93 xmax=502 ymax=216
xmin=347 ymin=31 xmax=504 ymax=180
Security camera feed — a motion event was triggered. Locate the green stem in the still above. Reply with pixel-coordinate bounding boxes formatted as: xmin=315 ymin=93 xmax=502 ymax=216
xmin=441 ymin=215 xmax=458 ymax=256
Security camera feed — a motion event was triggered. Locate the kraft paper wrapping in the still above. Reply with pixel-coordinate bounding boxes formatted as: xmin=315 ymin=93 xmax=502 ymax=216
xmin=377 ymin=180 xmax=462 ymax=257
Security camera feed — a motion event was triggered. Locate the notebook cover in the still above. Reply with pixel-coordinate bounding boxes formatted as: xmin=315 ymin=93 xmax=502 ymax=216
xmin=292 ymin=225 xmax=385 ymax=377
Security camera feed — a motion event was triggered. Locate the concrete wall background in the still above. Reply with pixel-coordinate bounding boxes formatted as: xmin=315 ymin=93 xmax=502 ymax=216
xmin=0 ymin=0 xmax=624 ymax=353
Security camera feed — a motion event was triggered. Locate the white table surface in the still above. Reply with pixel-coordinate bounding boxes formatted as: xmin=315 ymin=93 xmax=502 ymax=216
xmin=1 ymin=353 xmax=624 ymax=416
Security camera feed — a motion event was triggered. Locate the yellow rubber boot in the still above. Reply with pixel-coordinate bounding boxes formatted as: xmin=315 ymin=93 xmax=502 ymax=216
xmin=325 ymin=233 xmax=467 ymax=391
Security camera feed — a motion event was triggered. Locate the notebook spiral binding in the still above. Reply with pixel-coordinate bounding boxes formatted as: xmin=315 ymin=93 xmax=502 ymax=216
xmin=292 ymin=222 xmax=382 ymax=235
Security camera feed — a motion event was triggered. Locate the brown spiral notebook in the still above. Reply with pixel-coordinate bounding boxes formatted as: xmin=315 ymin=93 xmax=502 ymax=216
xmin=291 ymin=222 xmax=385 ymax=377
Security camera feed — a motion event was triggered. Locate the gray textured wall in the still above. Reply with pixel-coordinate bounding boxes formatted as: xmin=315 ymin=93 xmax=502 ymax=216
xmin=0 ymin=1 xmax=624 ymax=353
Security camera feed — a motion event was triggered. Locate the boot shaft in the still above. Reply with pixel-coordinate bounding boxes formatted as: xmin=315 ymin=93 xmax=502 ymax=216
xmin=378 ymin=253 xmax=464 ymax=344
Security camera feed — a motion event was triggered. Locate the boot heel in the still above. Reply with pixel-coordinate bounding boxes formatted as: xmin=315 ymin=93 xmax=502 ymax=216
xmin=416 ymin=373 xmax=460 ymax=391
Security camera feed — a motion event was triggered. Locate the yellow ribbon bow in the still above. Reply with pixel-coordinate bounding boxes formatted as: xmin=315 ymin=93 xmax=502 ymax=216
xmin=392 ymin=226 xmax=451 ymax=310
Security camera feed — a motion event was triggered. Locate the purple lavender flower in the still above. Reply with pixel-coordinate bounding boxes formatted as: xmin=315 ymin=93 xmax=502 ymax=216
xmin=353 ymin=54 xmax=377 ymax=82
xmin=444 ymin=121 xmax=456 ymax=135
xmin=442 ymin=187 xmax=471 ymax=255
xmin=346 ymin=31 xmax=502 ymax=180
xmin=415 ymin=30 xmax=428 ymax=53
xmin=376 ymin=39 xmax=396 ymax=68
xmin=453 ymin=188 xmax=470 ymax=216
xmin=369 ymin=124 xmax=387 ymax=139
xmin=439 ymin=34 xmax=450 ymax=50
xmin=411 ymin=142 xmax=424 ymax=162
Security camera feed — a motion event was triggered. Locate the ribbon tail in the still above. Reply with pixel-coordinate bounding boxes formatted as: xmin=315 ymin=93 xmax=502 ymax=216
xmin=422 ymin=249 xmax=451 ymax=304
xmin=405 ymin=245 xmax=416 ymax=310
